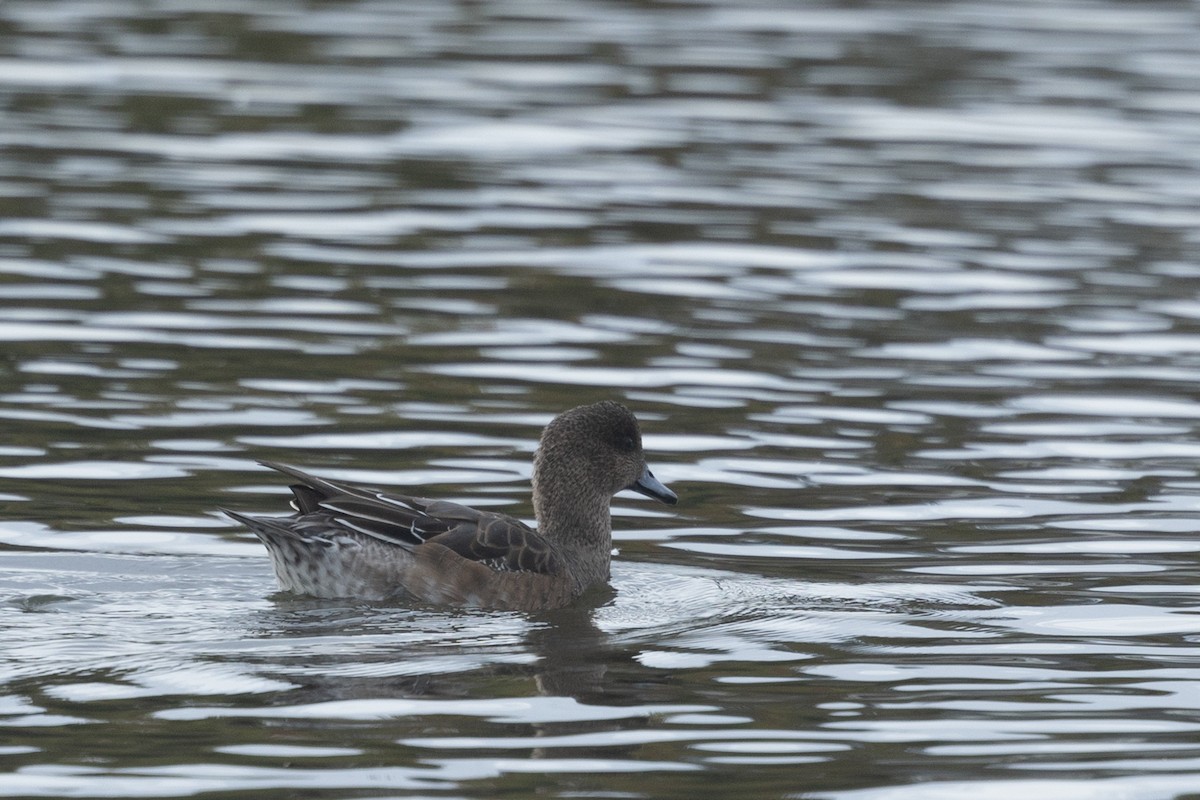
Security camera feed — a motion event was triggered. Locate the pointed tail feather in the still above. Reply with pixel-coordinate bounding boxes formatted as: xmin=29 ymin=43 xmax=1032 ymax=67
xmin=221 ymin=507 xmax=307 ymax=543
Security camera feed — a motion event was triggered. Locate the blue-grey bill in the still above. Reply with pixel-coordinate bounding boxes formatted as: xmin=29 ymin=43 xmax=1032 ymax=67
xmin=631 ymin=466 xmax=678 ymax=505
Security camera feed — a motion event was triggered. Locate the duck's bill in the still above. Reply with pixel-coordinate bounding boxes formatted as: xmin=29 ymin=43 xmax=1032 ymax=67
xmin=630 ymin=466 xmax=678 ymax=505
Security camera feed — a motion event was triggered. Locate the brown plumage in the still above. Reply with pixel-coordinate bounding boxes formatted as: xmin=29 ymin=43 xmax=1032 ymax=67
xmin=223 ymin=401 xmax=677 ymax=610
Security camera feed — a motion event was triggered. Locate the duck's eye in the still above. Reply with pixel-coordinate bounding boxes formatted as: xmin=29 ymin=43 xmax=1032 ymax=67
xmin=622 ymin=436 xmax=636 ymax=450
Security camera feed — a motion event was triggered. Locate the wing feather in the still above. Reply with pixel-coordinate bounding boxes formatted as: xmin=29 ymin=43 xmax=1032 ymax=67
xmin=255 ymin=462 xmax=562 ymax=576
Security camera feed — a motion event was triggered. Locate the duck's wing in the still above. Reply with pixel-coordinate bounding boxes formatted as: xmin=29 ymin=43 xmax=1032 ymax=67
xmin=256 ymin=460 xmax=450 ymax=545
xmin=421 ymin=505 xmax=562 ymax=574
xmin=257 ymin=461 xmax=562 ymax=575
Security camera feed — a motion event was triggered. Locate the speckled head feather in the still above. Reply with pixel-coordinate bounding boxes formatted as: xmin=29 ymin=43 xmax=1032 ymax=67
xmin=534 ymin=402 xmax=646 ymax=525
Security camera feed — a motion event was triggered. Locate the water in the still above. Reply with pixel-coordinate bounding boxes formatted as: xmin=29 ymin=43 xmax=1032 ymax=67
xmin=3 ymin=0 xmax=1200 ymax=797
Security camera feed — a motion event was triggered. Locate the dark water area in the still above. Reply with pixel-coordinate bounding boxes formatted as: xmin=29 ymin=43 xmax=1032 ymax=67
xmin=4 ymin=1 xmax=1200 ymax=797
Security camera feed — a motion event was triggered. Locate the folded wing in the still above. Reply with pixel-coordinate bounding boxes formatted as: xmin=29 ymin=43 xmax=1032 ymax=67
xmin=258 ymin=461 xmax=562 ymax=576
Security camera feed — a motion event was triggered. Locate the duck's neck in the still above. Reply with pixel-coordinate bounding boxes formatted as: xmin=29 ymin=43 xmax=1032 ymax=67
xmin=533 ymin=481 xmax=614 ymax=591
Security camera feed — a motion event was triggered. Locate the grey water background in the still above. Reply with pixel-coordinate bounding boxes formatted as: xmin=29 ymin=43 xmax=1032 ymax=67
xmin=3 ymin=0 xmax=1200 ymax=797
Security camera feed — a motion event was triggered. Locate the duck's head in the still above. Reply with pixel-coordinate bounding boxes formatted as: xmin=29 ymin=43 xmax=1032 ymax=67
xmin=533 ymin=401 xmax=677 ymax=511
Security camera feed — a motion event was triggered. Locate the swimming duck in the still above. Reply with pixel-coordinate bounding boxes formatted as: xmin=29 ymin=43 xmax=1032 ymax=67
xmin=224 ymin=401 xmax=677 ymax=610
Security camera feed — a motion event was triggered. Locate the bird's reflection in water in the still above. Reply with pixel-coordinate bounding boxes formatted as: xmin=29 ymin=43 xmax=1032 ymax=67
xmin=527 ymin=585 xmax=618 ymax=701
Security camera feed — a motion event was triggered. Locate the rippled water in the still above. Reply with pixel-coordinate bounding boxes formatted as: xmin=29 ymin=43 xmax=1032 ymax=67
xmin=4 ymin=0 xmax=1200 ymax=797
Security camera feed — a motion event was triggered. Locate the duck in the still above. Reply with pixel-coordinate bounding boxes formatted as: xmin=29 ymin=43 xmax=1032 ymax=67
xmin=223 ymin=401 xmax=677 ymax=610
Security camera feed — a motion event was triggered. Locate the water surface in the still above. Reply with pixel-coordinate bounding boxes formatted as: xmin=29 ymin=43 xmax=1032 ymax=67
xmin=4 ymin=1 xmax=1200 ymax=797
